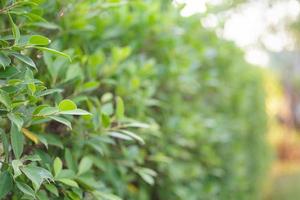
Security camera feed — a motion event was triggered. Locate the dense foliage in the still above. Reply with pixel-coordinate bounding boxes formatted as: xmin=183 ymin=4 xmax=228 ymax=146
xmin=0 ymin=0 xmax=269 ymax=200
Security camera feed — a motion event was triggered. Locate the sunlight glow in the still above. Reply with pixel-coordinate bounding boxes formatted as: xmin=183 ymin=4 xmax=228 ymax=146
xmin=174 ymin=0 xmax=300 ymax=67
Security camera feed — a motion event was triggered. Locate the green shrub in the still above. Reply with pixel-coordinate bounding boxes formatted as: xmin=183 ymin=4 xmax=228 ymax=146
xmin=0 ymin=0 xmax=269 ymax=200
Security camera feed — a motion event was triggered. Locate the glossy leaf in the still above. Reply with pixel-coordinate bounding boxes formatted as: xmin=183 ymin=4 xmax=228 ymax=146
xmin=12 ymin=53 xmax=36 ymax=69
xmin=35 ymin=46 xmax=71 ymax=61
xmin=29 ymin=35 xmax=51 ymax=46
xmin=58 ymin=99 xmax=77 ymax=111
xmin=49 ymin=116 xmax=72 ymax=129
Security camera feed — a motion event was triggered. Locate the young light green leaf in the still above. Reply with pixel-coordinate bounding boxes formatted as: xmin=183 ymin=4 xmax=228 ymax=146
xmin=58 ymin=99 xmax=77 ymax=111
xmin=16 ymin=182 xmax=35 ymax=198
xmin=29 ymin=35 xmax=51 ymax=46
xmin=49 ymin=116 xmax=72 ymax=129
xmin=35 ymin=46 xmax=71 ymax=61
xmin=53 ymin=157 xmax=63 ymax=177
xmin=116 ymin=96 xmax=124 ymax=119
xmin=78 ymin=156 xmax=93 ymax=175
xmin=12 ymin=52 xmax=36 ymax=70
xmin=10 ymin=123 xmax=24 ymax=159
xmin=0 ymin=53 xmax=11 ymax=68
xmin=0 ymin=171 xmax=13 ymax=199
xmin=101 ymin=113 xmax=111 ymax=128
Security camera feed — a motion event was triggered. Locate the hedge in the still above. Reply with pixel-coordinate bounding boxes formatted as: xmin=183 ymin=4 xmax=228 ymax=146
xmin=0 ymin=1 xmax=269 ymax=200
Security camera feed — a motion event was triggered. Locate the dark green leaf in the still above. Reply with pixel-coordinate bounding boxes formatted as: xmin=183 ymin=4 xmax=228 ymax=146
xmin=0 ymin=89 xmax=11 ymax=109
xmin=0 ymin=171 xmax=13 ymax=199
xmin=12 ymin=52 xmax=36 ymax=69
xmin=10 ymin=123 xmax=24 ymax=159
xmin=0 ymin=53 xmax=11 ymax=68
xmin=0 ymin=66 xmax=19 ymax=79
xmin=16 ymin=182 xmax=35 ymax=198
xmin=0 ymin=129 xmax=9 ymax=162
xmin=49 ymin=116 xmax=72 ymax=129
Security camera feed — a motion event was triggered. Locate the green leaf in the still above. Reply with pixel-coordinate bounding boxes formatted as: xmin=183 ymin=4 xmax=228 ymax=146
xmin=0 ymin=89 xmax=11 ymax=109
xmin=120 ymin=130 xmax=145 ymax=145
xmin=55 ymin=169 xmax=75 ymax=180
xmin=22 ymin=154 xmax=41 ymax=162
xmin=57 ymin=178 xmax=79 ymax=188
xmin=123 ymin=122 xmax=149 ymax=129
xmin=29 ymin=35 xmax=51 ymax=46
xmin=37 ymin=107 xmax=59 ymax=116
xmin=92 ymin=191 xmax=122 ymax=200
xmin=40 ymin=134 xmax=63 ymax=149
xmin=59 ymin=109 xmax=91 ymax=116
xmin=0 ymin=129 xmax=9 ymax=162
xmin=65 ymin=148 xmax=77 ymax=172
xmin=0 ymin=53 xmax=11 ymax=68
xmin=44 ymin=184 xmax=59 ymax=197
xmin=36 ymin=88 xmax=63 ymax=97
xmin=136 ymin=168 xmax=157 ymax=185
xmin=58 ymin=99 xmax=77 ymax=111
xmin=8 ymin=113 xmax=23 ymax=131
xmin=116 ymin=96 xmax=124 ymax=119
xmin=12 ymin=52 xmax=36 ymax=70
xmin=8 ymin=14 xmax=20 ymax=44
xmin=10 ymin=123 xmax=24 ymax=159
xmin=53 ymin=157 xmax=63 ymax=177
xmin=35 ymin=46 xmax=71 ymax=61
xmin=78 ymin=156 xmax=93 ymax=175
xmin=108 ymin=131 xmax=133 ymax=141
xmin=0 ymin=171 xmax=13 ymax=199
xmin=49 ymin=116 xmax=72 ymax=129
xmin=0 ymin=66 xmax=19 ymax=79
xmin=21 ymin=165 xmax=53 ymax=191
xmin=101 ymin=113 xmax=111 ymax=128
xmin=16 ymin=182 xmax=35 ymax=198
xmin=12 ymin=159 xmax=23 ymax=178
